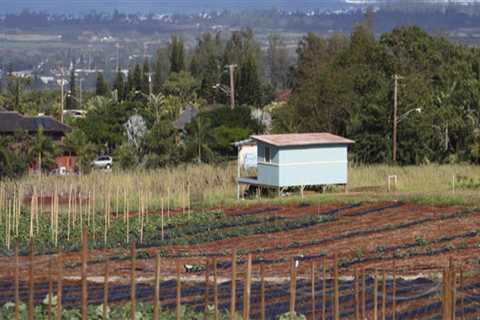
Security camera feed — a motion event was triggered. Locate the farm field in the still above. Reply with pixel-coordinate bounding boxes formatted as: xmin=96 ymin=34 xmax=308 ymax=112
xmin=3 ymin=164 xmax=480 ymax=318
xmin=1 ymin=200 xmax=480 ymax=319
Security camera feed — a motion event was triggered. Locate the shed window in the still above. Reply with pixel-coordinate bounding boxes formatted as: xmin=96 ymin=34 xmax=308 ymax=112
xmin=265 ymin=146 xmax=271 ymax=163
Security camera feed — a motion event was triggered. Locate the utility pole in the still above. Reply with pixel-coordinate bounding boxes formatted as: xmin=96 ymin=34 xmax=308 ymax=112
xmin=226 ymin=64 xmax=237 ymax=110
xmin=60 ymin=68 xmax=65 ymax=123
xmin=392 ymin=74 xmax=403 ymax=162
xmin=79 ymin=78 xmax=84 ymax=110
xmin=149 ymin=73 xmax=153 ymax=97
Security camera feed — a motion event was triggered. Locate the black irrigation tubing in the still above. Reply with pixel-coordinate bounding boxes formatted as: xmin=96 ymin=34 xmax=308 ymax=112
xmin=61 ymin=205 xmax=364 ymax=271
xmin=149 ymin=203 xmax=353 ymax=245
xmin=258 ymin=208 xmax=479 ymax=266
xmin=157 ymin=214 xmax=290 ymax=241
xmin=62 ymin=210 xmax=474 ymax=277
xmin=342 ymin=202 xmax=403 ymax=217
xmin=156 ymin=216 xmax=288 ymax=242
xmin=1 ymin=277 xmax=476 ymax=320
xmin=229 ymin=206 xmax=284 ymax=217
xmin=203 ymin=208 xmax=479 ymax=272
xmin=342 ymin=242 xmax=477 ymax=270
xmin=131 ymin=203 xmax=392 ymax=262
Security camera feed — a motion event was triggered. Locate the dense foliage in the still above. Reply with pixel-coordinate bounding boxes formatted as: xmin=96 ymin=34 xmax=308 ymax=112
xmin=273 ymin=23 xmax=480 ymax=165
xmin=2 ymin=20 xmax=480 ymax=176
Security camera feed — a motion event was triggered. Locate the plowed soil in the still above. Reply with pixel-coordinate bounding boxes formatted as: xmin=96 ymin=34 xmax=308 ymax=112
xmin=3 ymin=201 xmax=480 ymax=279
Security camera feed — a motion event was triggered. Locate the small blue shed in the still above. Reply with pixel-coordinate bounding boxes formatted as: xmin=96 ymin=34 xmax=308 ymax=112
xmin=236 ymin=133 xmax=354 ymax=198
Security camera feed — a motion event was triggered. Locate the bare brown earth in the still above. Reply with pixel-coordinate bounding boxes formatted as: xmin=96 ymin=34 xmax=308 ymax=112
xmin=2 ymin=201 xmax=480 ymax=281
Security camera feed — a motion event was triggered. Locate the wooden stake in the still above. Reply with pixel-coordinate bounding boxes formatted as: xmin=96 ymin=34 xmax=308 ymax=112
xmin=161 ymin=198 xmax=164 ymax=241
xmin=153 ymin=254 xmax=161 ymax=320
xmin=243 ymin=254 xmax=252 ymax=320
xmin=204 ymin=260 xmax=210 ymax=320
xmin=230 ymin=249 xmax=237 ymax=319
xmin=126 ymin=194 xmax=130 ymax=244
xmin=28 ymin=241 xmax=34 ymax=320
xmin=355 ymin=268 xmax=360 ymax=320
xmin=67 ymin=185 xmax=72 ymax=241
xmin=442 ymin=269 xmax=449 ymax=320
xmin=48 ymin=258 xmax=53 ymax=320
xmin=460 ymin=266 xmax=464 ymax=320
xmin=374 ymin=270 xmax=378 ymax=320
xmin=450 ymin=258 xmax=456 ymax=319
xmin=289 ymin=257 xmax=297 ymax=319
xmin=311 ymin=261 xmax=316 ymax=320
xmin=56 ymin=248 xmax=63 ymax=320
xmin=213 ymin=258 xmax=219 ymax=320
xmin=333 ymin=254 xmax=339 ymax=320
xmin=167 ymin=187 xmax=170 ymax=218
xmin=29 ymin=189 xmax=35 ymax=239
xmin=81 ymin=227 xmax=88 ymax=320
xmin=361 ymin=268 xmax=366 ymax=320
xmin=115 ymin=186 xmax=120 ymax=218
xmin=382 ymin=271 xmax=386 ymax=320
xmin=103 ymin=257 xmax=110 ymax=319
xmin=131 ymin=242 xmax=137 ymax=320
xmin=14 ymin=243 xmax=20 ymax=320
xmin=322 ymin=257 xmax=327 ymax=320
xmin=260 ymin=263 xmax=266 ymax=320
xmin=392 ymin=262 xmax=397 ymax=320
xmin=176 ymin=262 xmax=181 ymax=320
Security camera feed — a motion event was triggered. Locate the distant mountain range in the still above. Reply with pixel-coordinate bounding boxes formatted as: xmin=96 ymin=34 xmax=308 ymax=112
xmin=2 ymin=1 xmax=342 ymax=14
xmin=3 ymin=0 xmax=480 ymax=14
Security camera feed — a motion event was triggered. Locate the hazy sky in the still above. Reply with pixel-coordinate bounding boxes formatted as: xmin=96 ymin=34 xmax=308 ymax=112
xmin=1 ymin=0 xmax=341 ymax=14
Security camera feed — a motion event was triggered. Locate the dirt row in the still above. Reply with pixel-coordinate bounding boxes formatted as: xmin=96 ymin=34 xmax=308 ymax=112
xmin=1 ymin=202 xmax=480 ymax=281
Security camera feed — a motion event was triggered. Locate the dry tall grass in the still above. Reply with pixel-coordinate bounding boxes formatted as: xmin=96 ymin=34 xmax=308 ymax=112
xmin=3 ymin=163 xmax=480 ymax=212
xmin=349 ymin=164 xmax=480 ymax=193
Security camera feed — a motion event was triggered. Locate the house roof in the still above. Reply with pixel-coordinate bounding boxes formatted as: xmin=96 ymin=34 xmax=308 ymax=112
xmin=174 ymin=105 xmax=199 ymax=130
xmin=0 ymin=111 xmax=71 ymax=135
xmin=233 ymin=138 xmax=256 ymax=147
xmin=251 ymin=133 xmax=354 ymax=147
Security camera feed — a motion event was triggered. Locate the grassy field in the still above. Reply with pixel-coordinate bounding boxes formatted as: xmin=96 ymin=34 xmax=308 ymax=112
xmin=3 ymin=163 xmax=480 ymax=211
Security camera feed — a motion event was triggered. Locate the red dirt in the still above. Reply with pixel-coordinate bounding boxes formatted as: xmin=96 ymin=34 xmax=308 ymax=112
xmin=2 ymin=201 xmax=479 ymax=280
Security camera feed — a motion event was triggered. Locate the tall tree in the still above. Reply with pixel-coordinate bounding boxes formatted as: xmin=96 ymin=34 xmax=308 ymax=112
xmin=142 ymin=57 xmax=151 ymax=95
xmin=191 ymin=32 xmax=223 ymax=103
xmin=266 ymin=33 xmax=290 ymax=90
xmin=132 ymin=64 xmax=142 ymax=92
xmin=185 ymin=117 xmax=215 ymax=163
xmin=95 ymin=72 xmax=109 ymax=96
xmin=67 ymin=62 xmax=77 ymax=109
xmin=237 ymin=52 xmax=262 ymax=107
xmin=169 ymin=35 xmax=185 ymax=73
xmin=5 ymin=75 xmax=31 ymax=112
xmin=113 ymin=69 xmax=126 ymax=101
xmin=29 ymin=127 xmax=57 ymax=175
xmin=153 ymin=49 xmax=164 ymax=94
xmin=126 ymin=65 xmax=135 ymax=96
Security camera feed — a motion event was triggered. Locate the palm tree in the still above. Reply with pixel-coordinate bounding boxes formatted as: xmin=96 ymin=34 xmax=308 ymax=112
xmin=145 ymin=93 xmax=182 ymax=123
xmin=63 ymin=129 xmax=97 ymax=173
xmin=29 ymin=128 xmax=56 ymax=176
xmin=187 ymin=117 xmax=214 ymax=163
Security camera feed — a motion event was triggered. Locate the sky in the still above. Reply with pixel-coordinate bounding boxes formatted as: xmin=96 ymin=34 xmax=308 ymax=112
xmin=1 ymin=0 xmax=342 ymax=14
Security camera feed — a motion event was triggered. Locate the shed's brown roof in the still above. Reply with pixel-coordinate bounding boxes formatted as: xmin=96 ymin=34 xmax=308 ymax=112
xmin=251 ymin=133 xmax=354 ymax=147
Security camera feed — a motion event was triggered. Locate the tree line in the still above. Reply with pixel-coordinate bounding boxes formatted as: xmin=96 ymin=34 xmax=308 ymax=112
xmin=2 ymin=20 xmax=480 ymax=177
